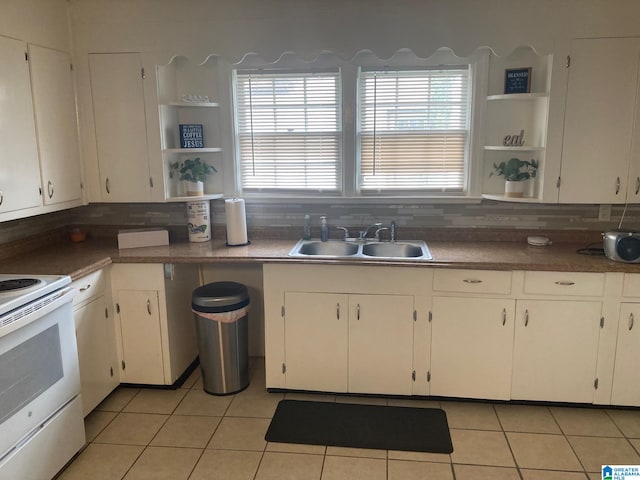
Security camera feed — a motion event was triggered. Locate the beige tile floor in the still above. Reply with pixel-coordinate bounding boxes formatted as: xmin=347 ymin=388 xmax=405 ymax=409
xmin=57 ymin=358 xmax=640 ymax=480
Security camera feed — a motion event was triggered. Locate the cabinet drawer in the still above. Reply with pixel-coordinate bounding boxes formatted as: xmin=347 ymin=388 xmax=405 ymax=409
xmin=433 ymin=269 xmax=512 ymax=294
xmin=523 ymin=271 xmax=605 ymax=297
xmin=623 ymin=274 xmax=640 ymax=298
xmin=72 ymin=269 xmax=106 ymax=307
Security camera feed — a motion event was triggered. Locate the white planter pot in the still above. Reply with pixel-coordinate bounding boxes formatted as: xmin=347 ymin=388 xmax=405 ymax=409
xmin=185 ymin=180 xmax=204 ymax=196
xmin=504 ymin=180 xmax=525 ymax=198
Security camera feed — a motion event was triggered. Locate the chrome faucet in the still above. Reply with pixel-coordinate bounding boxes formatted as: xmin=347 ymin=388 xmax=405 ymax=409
xmin=336 ymin=226 xmax=351 ymax=240
xmin=374 ymin=226 xmax=389 ymax=241
xmin=358 ymin=223 xmax=382 ymax=240
xmin=390 ymin=221 xmax=397 ymax=242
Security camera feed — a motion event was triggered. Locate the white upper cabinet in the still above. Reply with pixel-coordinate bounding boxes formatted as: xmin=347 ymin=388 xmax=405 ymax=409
xmin=0 ymin=36 xmax=42 ymax=216
xmin=28 ymin=45 xmax=82 ymax=206
xmin=558 ymin=38 xmax=640 ymax=204
xmin=89 ymin=53 xmax=154 ymax=202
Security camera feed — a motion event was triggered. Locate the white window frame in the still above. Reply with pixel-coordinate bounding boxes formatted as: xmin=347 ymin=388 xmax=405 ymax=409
xmin=231 ymin=49 xmax=487 ymax=201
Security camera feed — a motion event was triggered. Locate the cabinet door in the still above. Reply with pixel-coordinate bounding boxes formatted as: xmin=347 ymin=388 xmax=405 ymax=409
xmin=116 ymin=290 xmax=164 ymax=384
xmin=512 ymin=299 xmax=601 ymax=402
xmin=74 ymin=296 xmax=119 ymax=416
xmin=28 ymin=45 xmax=82 ymax=205
xmin=348 ymin=294 xmax=414 ymax=395
xmin=431 ymin=297 xmax=515 ymax=400
xmin=89 ymin=53 xmax=152 ymax=202
xmin=284 ymin=292 xmax=348 ymax=392
xmin=611 ymin=303 xmax=640 ymax=406
xmin=0 ymin=36 xmax=41 ymax=214
xmin=559 ymin=38 xmax=640 ymax=203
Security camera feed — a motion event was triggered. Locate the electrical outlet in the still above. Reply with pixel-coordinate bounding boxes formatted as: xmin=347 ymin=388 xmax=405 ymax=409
xmin=599 ymin=204 xmax=612 ymax=221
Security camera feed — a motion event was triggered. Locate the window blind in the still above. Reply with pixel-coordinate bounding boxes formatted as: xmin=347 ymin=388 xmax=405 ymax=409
xmin=235 ymin=71 xmax=341 ymax=193
xmin=359 ymin=68 xmax=470 ymax=192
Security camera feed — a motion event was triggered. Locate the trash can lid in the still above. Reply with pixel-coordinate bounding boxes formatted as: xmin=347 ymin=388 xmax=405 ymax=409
xmin=192 ymin=281 xmax=250 ymax=313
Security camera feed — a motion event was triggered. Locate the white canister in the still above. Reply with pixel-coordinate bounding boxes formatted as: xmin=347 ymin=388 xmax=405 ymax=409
xmin=186 ymin=200 xmax=211 ymax=242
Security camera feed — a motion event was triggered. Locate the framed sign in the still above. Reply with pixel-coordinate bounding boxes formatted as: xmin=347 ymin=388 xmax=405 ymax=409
xmin=504 ymin=67 xmax=532 ymax=94
xmin=179 ymin=124 xmax=204 ymax=148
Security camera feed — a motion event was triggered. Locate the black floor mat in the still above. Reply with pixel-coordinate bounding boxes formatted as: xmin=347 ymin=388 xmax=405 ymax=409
xmin=265 ymin=400 xmax=453 ymax=454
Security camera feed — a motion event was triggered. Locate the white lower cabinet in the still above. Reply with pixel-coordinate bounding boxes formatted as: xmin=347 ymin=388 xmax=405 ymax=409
xmin=72 ymin=269 xmax=119 ymax=416
xmin=348 ymin=294 xmax=414 ymax=395
xmin=431 ymin=297 xmax=515 ymax=400
xmin=283 ymin=292 xmax=348 ymax=392
xmin=111 ymin=263 xmax=200 ymax=385
xmin=263 ymin=265 xmax=632 ymax=405
xmin=282 ymin=291 xmax=414 ymax=395
xmin=116 ymin=289 xmax=165 ymax=384
xmin=264 ymin=264 xmax=430 ymax=396
xmin=611 ymin=303 xmax=640 ymax=406
xmin=511 ymin=299 xmax=602 ymax=403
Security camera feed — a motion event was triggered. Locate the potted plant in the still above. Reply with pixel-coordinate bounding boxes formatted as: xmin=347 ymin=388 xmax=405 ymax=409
xmin=169 ymin=157 xmax=217 ymax=196
xmin=490 ymin=157 xmax=538 ymax=197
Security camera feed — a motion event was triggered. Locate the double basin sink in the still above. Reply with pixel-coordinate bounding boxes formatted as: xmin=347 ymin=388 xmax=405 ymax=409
xmin=289 ymin=239 xmax=432 ymax=261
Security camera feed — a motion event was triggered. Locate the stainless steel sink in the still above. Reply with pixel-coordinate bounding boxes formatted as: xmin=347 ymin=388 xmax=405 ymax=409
xmin=297 ymin=241 xmax=359 ymax=256
xmin=361 ymin=242 xmax=425 ymax=258
xmin=288 ymin=239 xmax=432 ymax=260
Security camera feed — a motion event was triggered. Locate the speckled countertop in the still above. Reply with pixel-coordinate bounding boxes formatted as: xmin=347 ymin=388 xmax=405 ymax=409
xmin=0 ymin=234 xmax=636 ymax=280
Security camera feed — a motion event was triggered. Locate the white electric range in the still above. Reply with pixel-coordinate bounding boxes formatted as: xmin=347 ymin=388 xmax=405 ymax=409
xmin=0 ymin=273 xmax=85 ymax=480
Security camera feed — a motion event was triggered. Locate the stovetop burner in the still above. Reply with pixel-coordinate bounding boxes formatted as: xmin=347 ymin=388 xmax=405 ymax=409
xmin=0 ymin=278 xmax=42 ymax=292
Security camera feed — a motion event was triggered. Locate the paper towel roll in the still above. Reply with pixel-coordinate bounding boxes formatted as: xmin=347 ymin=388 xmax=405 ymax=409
xmin=225 ymin=198 xmax=248 ymax=246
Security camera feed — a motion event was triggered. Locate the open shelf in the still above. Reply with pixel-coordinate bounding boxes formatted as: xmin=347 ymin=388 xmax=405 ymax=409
xmin=165 ymin=193 xmax=224 ymax=203
xmin=164 ymin=101 xmax=220 ymax=108
xmin=163 ymin=147 xmax=222 ymax=154
xmin=484 ymin=145 xmax=545 ymax=152
xmin=487 ymin=93 xmax=548 ymax=101
xmin=482 ymin=194 xmax=541 ymax=203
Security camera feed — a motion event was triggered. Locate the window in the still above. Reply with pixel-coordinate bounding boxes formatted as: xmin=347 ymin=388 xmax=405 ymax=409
xmin=358 ymin=68 xmax=471 ymax=193
xmin=231 ymin=50 xmax=478 ymax=198
xmin=234 ymin=71 xmax=341 ymax=193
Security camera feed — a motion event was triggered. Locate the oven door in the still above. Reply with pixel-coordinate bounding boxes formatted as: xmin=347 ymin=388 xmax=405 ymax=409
xmin=0 ymin=287 xmax=80 ymax=459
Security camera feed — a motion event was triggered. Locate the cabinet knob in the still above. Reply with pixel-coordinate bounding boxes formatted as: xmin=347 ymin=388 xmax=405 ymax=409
xmin=463 ymin=279 xmax=482 ymax=284
xmin=336 ymin=303 xmax=340 ymax=320
xmin=629 ymin=313 xmax=635 ymax=331
xmin=616 ymin=176 xmax=621 ymax=195
xmin=47 ymin=180 xmax=54 ymax=199
xmin=502 ymin=308 xmax=507 ymax=326
xmin=524 ymin=309 xmax=529 ymax=327
xmin=357 ymin=303 xmax=360 ymax=320
xmin=79 ymin=284 xmax=91 ymax=292
xmin=0 ymin=191 xmax=3 ymax=205
xmin=147 ymin=299 xmax=152 ymax=315
xmin=105 ymin=178 xmax=111 ymax=194
xmin=635 ymin=177 xmax=640 ymax=195
xmin=554 ymin=281 xmax=575 ymax=286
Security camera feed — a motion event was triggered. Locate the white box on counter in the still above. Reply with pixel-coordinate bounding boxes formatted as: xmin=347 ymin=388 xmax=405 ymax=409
xmin=117 ymin=229 xmax=169 ymax=249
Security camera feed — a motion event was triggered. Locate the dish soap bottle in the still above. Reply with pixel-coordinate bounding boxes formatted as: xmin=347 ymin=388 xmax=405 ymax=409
xmin=320 ymin=216 xmax=329 ymax=242
xmin=303 ymin=214 xmax=311 ymax=240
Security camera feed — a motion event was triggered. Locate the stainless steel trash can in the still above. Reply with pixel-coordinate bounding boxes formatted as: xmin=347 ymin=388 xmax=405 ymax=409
xmin=192 ymin=281 xmax=250 ymax=395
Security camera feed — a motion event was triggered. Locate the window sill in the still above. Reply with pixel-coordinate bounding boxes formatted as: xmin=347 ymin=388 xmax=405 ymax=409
xmin=241 ymin=195 xmax=483 ymax=205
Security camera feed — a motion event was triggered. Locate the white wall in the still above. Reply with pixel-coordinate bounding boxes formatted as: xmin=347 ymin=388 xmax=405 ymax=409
xmin=69 ymin=0 xmax=640 ymax=61
xmin=0 ymin=0 xmax=71 ymax=51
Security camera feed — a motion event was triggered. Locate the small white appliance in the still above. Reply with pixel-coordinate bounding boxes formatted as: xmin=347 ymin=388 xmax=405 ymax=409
xmin=0 ymin=274 xmax=85 ymax=480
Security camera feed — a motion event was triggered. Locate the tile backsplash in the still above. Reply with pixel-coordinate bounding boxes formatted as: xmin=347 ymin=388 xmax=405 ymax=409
xmin=1 ymin=200 xmax=638 ymax=246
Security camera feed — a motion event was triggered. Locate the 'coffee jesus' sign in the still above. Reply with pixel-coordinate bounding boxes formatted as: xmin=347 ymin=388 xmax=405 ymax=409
xmin=179 ymin=124 xmax=204 ymax=148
